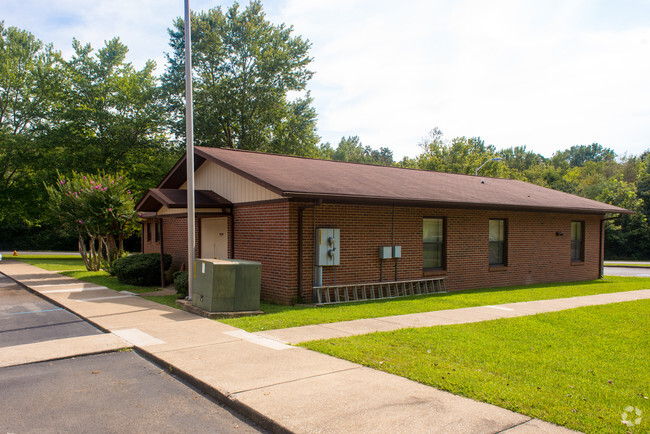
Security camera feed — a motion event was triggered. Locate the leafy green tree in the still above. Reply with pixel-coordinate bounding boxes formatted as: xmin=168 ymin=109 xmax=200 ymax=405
xmin=332 ymin=136 xmax=365 ymax=162
xmin=45 ymin=172 xmax=140 ymax=270
xmin=553 ymin=143 xmax=616 ymax=168
xmin=162 ymin=0 xmax=318 ymax=156
xmin=330 ymin=136 xmax=394 ymax=165
xmin=416 ymin=128 xmax=508 ymax=177
xmin=0 ymin=22 xmax=59 ymax=227
xmin=44 ymin=37 xmax=178 ymax=195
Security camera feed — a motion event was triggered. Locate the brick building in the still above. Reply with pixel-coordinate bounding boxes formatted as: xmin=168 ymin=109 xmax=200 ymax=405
xmin=136 ymin=147 xmax=629 ymax=305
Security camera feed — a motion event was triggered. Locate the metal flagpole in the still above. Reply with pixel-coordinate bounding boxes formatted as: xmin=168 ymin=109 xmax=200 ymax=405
xmin=184 ymin=0 xmax=196 ymax=301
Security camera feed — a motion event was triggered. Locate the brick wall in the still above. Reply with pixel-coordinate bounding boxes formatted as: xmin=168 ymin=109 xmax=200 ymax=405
xmin=295 ymin=203 xmax=603 ymax=304
xmin=150 ymin=203 xmax=605 ymax=305
xmin=232 ymin=201 xmax=297 ymax=303
xmin=142 ymin=217 xmax=200 ymax=272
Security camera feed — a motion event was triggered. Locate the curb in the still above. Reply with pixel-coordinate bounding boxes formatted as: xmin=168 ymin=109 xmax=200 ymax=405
xmin=133 ymin=347 xmax=291 ymax=434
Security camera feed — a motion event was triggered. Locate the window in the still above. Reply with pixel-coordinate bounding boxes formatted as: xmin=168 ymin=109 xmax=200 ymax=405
xmin=155 ymin=222 xmax=161 ymax=243
xmin=571 ymin=221 xmax=584 ymax=262
xmin=489 ymin=219 xmax=506 ymax=266
xmin=146 ymin=223 xmax=152 ymax=242
xmin=423 ymin=218 xmax=444 ymax=270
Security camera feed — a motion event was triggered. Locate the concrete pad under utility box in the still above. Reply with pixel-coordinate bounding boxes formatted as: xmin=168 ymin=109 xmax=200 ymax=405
xmin=193 ymin=259 xmax=261 ymax=312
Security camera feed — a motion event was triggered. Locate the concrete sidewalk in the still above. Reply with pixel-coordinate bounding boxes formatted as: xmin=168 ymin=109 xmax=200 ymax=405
xmin=255 ymin=289 xmax=650 ymax=344
xmin=0 ymin=260 xmax=587 ymax=433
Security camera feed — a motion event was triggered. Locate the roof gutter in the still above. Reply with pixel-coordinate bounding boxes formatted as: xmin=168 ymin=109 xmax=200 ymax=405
xmin=284 ymin=192 xmax=629 ymax=216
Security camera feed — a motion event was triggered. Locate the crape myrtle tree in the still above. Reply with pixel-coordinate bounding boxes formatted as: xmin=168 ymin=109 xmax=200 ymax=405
xmin=162 ymin=0 xmax=319 ymax=156
xmin=45 ymin=171 xmax=140 ymax=271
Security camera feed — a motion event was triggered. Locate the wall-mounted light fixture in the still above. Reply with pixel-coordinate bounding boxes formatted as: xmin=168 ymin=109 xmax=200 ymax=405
xmin=556 ymin=231 xmax=564 ymax=236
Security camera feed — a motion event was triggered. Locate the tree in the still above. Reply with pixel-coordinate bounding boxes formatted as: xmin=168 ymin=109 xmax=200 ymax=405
xmin=45 ymin=171 xmax=140 ymax=271
xmin=330 ymin=136 xmax=394 ymax=165
xmin=416 ymin=128 xmax=508 ymax=177
xmin=162 ymin=1 xmax=319 ymax=156
xmin=553 ymin=143 xmax=616 ymax=168
xmin=0 ymin=22 xmax=59 ymax=227
xmin=44 ymin=37 xmax=178 ymax=195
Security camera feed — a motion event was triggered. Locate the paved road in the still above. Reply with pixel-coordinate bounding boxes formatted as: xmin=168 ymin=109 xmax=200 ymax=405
xmin=0 ymin=274 xmax=263 ymax=433
xmin=604 ymin=266 xmax=650 ymax=277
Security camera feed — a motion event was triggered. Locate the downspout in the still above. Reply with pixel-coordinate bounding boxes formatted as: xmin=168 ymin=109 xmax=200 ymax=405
xmin=298 ymin=200 xmax=322 ymax=302
xmin=159 ymin=218 xmax=165 ymax=288
xmin=229 ymin=208 xmax=235 ymax=259
xmin=600 ymin=213 xmax=622 ymax=278
xmin=392 ymin=204 xmax=398 ymax=281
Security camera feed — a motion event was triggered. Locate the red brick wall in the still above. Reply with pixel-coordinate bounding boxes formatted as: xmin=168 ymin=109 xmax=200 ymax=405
xmin=142 ymin=217 xmax=200 ymax=272
xmin=295 ymin=203 xmax=603 ymax=304
xmin=151 ymin=203 xmax=605 ymax=305
xmin=232 ymin=201 xmax=297 ymax=303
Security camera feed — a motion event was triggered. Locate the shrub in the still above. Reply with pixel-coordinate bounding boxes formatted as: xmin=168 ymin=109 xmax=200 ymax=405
xmin=112 ymin=253 xmax=172 ymax=286
xmin=173 ymin=271 xmax=188 ymax=299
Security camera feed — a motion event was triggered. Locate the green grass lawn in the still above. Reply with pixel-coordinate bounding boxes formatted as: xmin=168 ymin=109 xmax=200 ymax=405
xmin=220 ymin=276 xmax=650 ymax=332
xmin=11 ymin=254 xmax=161 ymax=294
xmin=14 ymin=254 xmax=86 ymax=271
xmin=302 ymin=299 xmax=650 ymax=433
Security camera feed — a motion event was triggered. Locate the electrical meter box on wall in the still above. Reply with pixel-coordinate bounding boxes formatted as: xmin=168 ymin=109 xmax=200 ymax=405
xmin=379 ymin=246 xmax=392 ymax=259
xmin=315 ymin=228 xmax=340 ymax=266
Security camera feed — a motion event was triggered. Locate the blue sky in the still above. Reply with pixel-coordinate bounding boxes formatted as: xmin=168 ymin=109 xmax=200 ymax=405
xmin=4 ymin=0 xmax=650 ymax=160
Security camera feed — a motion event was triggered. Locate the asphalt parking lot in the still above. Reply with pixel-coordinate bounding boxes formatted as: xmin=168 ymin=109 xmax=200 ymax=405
xmin=0 ymin=351 xmax=263 ymax=433
xmin=0 ymin=274 xmax=263 ymax=432
xmin=0 ymin=274 xmax=101 ymax=347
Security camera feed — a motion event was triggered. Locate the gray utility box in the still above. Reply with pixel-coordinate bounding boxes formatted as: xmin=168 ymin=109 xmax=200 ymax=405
xmin=192 ymin=259 xmax=261 ymax=312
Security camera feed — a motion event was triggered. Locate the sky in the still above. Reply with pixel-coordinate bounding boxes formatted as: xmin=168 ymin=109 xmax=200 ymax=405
xmin=4 ymin=0 xmax=650 ymax=160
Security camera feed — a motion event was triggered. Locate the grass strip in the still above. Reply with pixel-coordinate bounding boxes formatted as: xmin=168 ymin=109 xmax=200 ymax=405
xmin=11 ymin=255 xmax=160 ymax=294
xmin=302 ymin=300 xmax=650 ymax=433
xmin=221 ymin=277 xmax=650 ymax=331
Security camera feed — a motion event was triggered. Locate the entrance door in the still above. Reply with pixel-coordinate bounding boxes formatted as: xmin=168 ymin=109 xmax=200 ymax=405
xmin=201 ymin=217 xmax=228 ymax=259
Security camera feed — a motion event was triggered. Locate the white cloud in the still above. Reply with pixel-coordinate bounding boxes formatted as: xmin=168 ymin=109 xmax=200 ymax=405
xmin=4 ymin=0 xmax=650 ymax=159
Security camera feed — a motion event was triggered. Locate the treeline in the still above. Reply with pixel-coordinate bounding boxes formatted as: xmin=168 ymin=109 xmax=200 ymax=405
xmin=1 ymin=2 xmax=648 ymax=258
xmin=321 ymin=129 xmax=648 ymax=259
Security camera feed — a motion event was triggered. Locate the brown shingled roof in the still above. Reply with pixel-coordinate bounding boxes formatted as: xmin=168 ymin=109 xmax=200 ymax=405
xmin=166 ymin=147 xmax=629 ymax=215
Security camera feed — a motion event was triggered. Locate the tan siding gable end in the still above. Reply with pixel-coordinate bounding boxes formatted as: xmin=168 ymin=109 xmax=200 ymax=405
xmin=182 ymin=161 xmax=281 ymax=204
